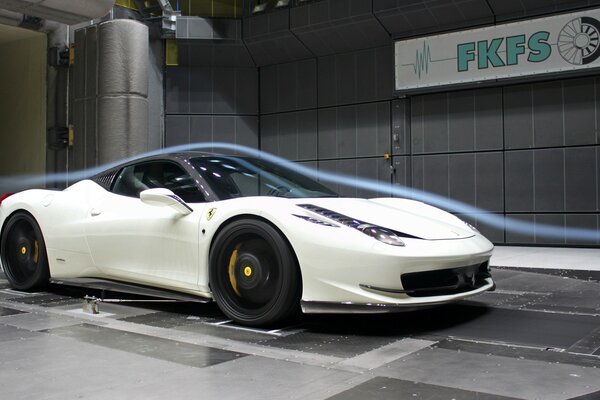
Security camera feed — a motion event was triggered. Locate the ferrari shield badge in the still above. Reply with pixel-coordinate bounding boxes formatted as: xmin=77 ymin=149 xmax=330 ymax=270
xmin=207 ymin=208 xmax=217 ymax=221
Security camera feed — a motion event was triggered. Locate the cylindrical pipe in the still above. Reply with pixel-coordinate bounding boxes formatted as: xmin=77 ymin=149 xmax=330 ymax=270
xmin=96 ymin=19 xmax=149 ymax=165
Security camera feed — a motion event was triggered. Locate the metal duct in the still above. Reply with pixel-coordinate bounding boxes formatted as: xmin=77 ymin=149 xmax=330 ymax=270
xmin=0 ymin=0 xmax=115 ymax=25
xmin=98 ymin=19 xmax=148 ymax=97
xmin=97 ymin=19 xmax=148 ymax=164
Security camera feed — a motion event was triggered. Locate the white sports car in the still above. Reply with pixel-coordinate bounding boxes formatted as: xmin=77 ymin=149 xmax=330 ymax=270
xmin=0 ymin=152 xmax=494 ymax=326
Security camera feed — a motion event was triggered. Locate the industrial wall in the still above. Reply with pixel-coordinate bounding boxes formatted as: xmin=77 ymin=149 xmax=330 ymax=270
xmin=162 ymin=0 xmax=600 ymax=246
xmin=0 ymin=28 xmax=46 ymax=183
xmin=164 ymin=25 xmax=259 ymax=152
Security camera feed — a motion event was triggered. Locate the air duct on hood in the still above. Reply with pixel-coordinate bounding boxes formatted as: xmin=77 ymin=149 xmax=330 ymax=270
xmin=0 ymin=0 xmax=115 ymax=25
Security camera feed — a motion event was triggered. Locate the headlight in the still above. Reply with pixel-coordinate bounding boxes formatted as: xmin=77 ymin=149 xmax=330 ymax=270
xmin=357 ymin=224 xmax=405 ymax=247
xmin=298 ymin=204 xmax=413 ymax=246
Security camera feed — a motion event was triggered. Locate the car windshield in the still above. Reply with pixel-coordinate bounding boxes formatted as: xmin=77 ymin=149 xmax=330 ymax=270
xmin=190 ymin=156 xmax=338 ymax=200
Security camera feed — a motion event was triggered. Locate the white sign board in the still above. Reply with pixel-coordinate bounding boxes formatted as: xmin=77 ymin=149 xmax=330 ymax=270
xmin=395 ymin=9 xmax=600 ymax=92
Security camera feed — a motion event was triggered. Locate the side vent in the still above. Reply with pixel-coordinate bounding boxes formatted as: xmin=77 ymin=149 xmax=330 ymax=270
xmin=91 ymin=170 xmax=118 ymax=191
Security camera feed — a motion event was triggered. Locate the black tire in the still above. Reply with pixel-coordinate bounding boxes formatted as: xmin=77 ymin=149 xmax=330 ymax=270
xmin=209 ymin=218 xmax=301 ymax=327
xmin=0 ymin=212 xmax=50 ymax=291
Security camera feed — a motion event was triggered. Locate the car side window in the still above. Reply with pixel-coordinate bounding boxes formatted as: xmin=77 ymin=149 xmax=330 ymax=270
xmin=112 ymin=161 xmax=205 ymax=203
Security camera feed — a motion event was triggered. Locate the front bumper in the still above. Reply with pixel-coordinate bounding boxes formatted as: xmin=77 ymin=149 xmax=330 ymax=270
xmin=301 ymin=277 xmax=495 ymax=314
xmin=293 ymin=230 xmax=495 ymax=307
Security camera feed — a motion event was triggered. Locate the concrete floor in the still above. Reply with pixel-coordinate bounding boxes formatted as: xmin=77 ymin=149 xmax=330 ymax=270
xmin=0 ymin=246 xmax=599 ymax=399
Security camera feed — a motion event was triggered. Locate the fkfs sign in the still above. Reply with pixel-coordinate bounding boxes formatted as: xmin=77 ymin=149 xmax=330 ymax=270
xmin=395 ymin=10 xmax=600 ymax=92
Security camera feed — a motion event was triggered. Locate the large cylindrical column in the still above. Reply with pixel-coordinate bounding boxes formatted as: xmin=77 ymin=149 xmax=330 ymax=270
xmin=97 ymin=19 xmax=148 ymax=165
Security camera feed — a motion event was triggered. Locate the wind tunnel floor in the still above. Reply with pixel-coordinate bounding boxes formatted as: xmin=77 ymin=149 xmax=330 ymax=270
xmin=0 ymin=268 xmax=599 ymax=400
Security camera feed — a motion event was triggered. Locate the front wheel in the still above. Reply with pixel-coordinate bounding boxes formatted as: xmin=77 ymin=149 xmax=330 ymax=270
xmin=209 ymin=218 xmax=301 ymax=327
xmin=0 ymin=212 xmax=50 ymax=290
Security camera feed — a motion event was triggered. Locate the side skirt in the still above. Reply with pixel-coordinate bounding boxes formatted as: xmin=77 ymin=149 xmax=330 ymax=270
xmin=50 ymin=277 xmax=211 ymax=303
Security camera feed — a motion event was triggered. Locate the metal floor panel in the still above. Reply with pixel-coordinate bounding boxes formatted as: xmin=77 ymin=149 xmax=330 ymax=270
xmin=327 ymin=376 xmax=522 ymax=400
xmin=1 ymin=266 xmax=600 ymax=399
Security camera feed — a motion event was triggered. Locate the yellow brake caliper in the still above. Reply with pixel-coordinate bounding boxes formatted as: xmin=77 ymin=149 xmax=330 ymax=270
xmin=227 ymin=244 xmax=242 ymax=296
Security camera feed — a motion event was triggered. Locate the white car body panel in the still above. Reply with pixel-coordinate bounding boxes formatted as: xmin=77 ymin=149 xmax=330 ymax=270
xmin=1 ymin=171 xmax=494 ymax=310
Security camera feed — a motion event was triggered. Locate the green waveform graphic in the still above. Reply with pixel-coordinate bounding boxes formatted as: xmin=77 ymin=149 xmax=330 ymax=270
xmin=413 ymin=42 xmax=432 ymax=79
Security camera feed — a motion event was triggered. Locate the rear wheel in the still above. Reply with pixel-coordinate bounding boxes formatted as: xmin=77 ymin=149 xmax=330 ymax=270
xmin=209 ymin=218 xmax=301 ymax=327
xmin=0 ymin=212 xmax=50 ymax=290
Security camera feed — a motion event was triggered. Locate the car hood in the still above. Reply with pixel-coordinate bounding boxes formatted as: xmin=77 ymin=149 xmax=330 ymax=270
xmin=291 ymin=198 xmax=474 ymax=240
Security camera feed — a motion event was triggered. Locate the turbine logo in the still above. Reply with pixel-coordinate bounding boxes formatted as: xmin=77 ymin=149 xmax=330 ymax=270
xmin=558 ymin=16 xmax=600 ymax=65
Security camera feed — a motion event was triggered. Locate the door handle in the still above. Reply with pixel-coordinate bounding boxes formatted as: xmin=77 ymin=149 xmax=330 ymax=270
xmin=90 ymin=208 xmax=102 ymax=216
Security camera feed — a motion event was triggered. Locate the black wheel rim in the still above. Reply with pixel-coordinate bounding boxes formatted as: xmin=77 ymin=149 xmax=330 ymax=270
xmin=219 ymin=233 xmax=282 ymax=314
xmin=3 ymin=218 xmax=41 ymax=285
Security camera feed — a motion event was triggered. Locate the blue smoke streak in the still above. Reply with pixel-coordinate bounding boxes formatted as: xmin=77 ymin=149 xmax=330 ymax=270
xmin=1 ymin=142 xmax=598 ymax=242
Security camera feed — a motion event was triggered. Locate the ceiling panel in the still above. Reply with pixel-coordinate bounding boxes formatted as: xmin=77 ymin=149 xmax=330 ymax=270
xmin=243 ymin=9 xmax=313 ymax=66
xmin=487 ymin=0 xmax=600 ymax=21
xmin=373 ymin=0 xmax=493 ymax=39
xmin=290 ymin=0 xmax=390 ymax=56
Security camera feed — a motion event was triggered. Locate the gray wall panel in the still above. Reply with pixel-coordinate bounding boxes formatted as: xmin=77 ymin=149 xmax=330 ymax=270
xmin=317 ymin=55 xmax=336 ymax=107
xmin=476 ymin=152 xmax=504 ymax=212
xmin=534 ymin=148 xmax=565 ymax=212
xmin=565 ymin=147 xmax=597 ymax=212
xmin=165 ymin=115 xmax=189 ymax=147
xmin=356 ymin=158 xmax=392 ymax=198
xmin=566 ymin=215 xmax=600 ymax=245
xmin=297 ymin=60 xmax=318 ymax=110
xmin=564 ymin=78 xmax=596 ymax=146
xmin=505 ymin=214 xmax=535 ymax=244
xmin=168 ymin=67 xmax=258 ymax=116
xmin=235 ymin=116 xmax=260 ymax=150
xmin=260 ymin=59 xmax=317 ymax=114
xmin=412 ymin=154 xmax=449 ymax=199
xmin=213 ymin=68 xmax=236 ymax=114
xmin=504 ymin=85 xmax=533 ymax=150
xmin=165 ymin=67 xmax=189 ymax=114
xmin=318 ymin=159 xmax=357 ymax=197
xmin=474 ymin=88 xmax=503 ymax=151
xmin=533 ymin=82 xmax=563 ymax=148
xmin=259 ymin=110 xmax=317 ymax=161
xmin=212 ymin=117 xmax=236 ymax=145
xmin=410 ymin=89 xmax=503 ymax=154
xmin=318 ymin=157 xmax=391 ymax=198
xmin=410 ymin=96 xmax=424 ymax=154
xmin=505 ymin=151 xmax=534 ymax=212
xmin=297 ymin=110 xmax=319 ymax=160
xmin=449 ymin=153 xmax=475 ymax=206
xmin=448 ymin=91 xmax=474 ymax=152
xmin=278 ymin=62 xmax=298 ymax=112
xmin=317 ymin=46 xmax=392 ymax=107
xmin=337 ymin=106 xmax=356 ymax=158
xmin=421 ymin=94 xmax=448 ymax=154
xmin=260 ymin=114 xmax=278 ymax=155
xmin=337 ymin=53 xmax=356 ymax=105
xmin=189 ymin=67 xmax=212 ymax=114
xmin=535 ymin=214 xmax=566 ymax=245
xmin=190 ymin=116 xmax=212 ymax=144
xmin=166 ymin=115 xmax=258 ymax=151
xmin=317 ymin=108 xmax=337 ymax=159
xmin=318 ymin=102 xmax=390 ymax=159
xmin=260 ymin=65 xmax=278 ymax=114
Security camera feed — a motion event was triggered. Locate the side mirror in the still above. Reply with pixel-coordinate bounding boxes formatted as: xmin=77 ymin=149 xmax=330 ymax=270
xmin=140 ymin=188 xmax=193 ymax=216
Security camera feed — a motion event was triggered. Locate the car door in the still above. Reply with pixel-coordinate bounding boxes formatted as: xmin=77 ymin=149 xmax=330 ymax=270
xmin=84 ymin=160 xmax=207 ymax=291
